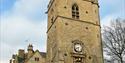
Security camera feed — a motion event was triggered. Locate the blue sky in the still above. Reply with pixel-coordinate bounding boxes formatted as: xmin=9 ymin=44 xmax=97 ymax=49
xmin=0 ymin=0 xmax=16 ymax=11
xmin=0 ymin=0 xmax=125 ymax=63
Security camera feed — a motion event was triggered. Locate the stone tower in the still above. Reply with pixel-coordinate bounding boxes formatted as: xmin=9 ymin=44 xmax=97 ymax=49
xmin=46 ymin=0 xmax=103 ymax=63
xmin=27 ymin=44 xmax=34 ymax=58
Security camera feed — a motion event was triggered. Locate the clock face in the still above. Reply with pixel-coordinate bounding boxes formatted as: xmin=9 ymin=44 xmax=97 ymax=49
xmin=74 ymin=43 xmax=82 ymax=52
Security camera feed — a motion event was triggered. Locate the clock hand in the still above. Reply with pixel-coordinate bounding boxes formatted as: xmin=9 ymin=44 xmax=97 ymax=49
xmin=76 ymin=47 xmax=79 ymax=50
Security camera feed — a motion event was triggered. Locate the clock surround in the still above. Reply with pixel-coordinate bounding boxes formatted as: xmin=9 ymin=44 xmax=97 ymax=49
xmin=72 ymin=40 xmax=84 ymax=54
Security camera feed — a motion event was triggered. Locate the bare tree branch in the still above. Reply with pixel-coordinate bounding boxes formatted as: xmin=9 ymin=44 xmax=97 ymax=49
xmin=103 ymin=18 xmax=125 ymax=63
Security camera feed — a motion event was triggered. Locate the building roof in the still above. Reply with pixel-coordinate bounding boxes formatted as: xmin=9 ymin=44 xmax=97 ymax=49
xmin=24 ymin=50 xmax=46 ymax=62
xmin=40 ymin=52 xmax=46 ymax=58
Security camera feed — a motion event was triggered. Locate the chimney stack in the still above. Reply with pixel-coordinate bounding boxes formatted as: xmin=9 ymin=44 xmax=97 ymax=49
xmin=27 ymin=44 xmax=34 ymax=58
xmin=18 ymin=49 xmax=25 ymax=58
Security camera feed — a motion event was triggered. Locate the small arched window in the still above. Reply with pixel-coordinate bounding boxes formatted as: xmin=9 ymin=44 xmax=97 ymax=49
xmin=72 ymin=4 xmax=79 ymax=19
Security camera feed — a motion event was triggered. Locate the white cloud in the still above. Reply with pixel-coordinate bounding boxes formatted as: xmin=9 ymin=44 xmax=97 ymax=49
xmin=10 ymin=0 xmax=47 ymax=16
xmin=1 ymin=14 xmax=47 ymax=63
xmin=100 ymin=12 xmax=125 ymax=27
xmin=100 ymin=0 xmax=125 ymax=26
xmin=101 ymin=14 xmax=117 ymax=27
xmin=1 ymin=16 xmax=47 ymax=46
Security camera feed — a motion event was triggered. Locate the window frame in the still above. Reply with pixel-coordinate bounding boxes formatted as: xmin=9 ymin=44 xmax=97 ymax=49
xmin=35 ymin=57 xmax=39 ymax=61
xmin=72 ymin=4 xmax=79 ymax=19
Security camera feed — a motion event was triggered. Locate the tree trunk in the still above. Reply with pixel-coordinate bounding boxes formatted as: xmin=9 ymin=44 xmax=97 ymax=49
xmin=120 ymin=57 xmax=123 ymax=63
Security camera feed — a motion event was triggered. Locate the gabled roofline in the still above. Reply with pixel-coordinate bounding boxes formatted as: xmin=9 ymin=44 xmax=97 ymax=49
xmin=24 ymin=50 xmax=46 ymax=62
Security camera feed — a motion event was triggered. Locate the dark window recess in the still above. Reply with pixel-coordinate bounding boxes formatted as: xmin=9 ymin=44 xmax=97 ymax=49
xmin=86 ymin=27 xmax=88 ymax=29
xmin=65 ymin=23 xmax=68 ymax=25
xmin=97 ymin=34 xmax=99 ymax=38
xmin=64 ymin=53 xmax=67 ymax=56
xmin=35 ymin=57 xmax=39 ymax=61
xmin=48 ymin=36 xmax=49 ymax=39
xmin=89 ymin=56 xmax=91 ymax=59
xmin=64 ymin=6 xmax=67 ymax=8
xmin=72 ymin=4 xmax=79 ymax=19
xmin=95 ymin=10 xmax=96 ymax=13
xmin=86 ymin=11 xmax=88 ymax=14
xmin=52 ymin=9 xmax=54 ymax=12
xmin=51 ymin=17 xmax=54 ymax=23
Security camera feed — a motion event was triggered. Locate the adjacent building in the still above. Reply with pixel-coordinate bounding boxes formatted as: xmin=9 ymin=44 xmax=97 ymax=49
xmin=10 ymin=44 xmax=46 ymax=63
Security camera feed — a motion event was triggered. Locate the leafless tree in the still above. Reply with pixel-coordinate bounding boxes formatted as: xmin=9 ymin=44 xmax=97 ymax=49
xmin=102 ymin=18 xmax=125 ymax=63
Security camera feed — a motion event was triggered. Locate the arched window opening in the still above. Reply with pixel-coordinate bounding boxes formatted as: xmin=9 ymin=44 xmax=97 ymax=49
xmin=72 ymin=4 xmax=79 ymax=19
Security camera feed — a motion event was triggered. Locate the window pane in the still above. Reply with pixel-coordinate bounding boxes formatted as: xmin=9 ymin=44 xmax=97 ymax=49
xmin=76 ymin=12 xmax=79 ymax=15
xmin=72 ymin=7 xmax=75 ymax=10
xmin=76 ymin=7 xmax=78 ymax=11
xmin=76 ymin=16 xmax=79 ymax=19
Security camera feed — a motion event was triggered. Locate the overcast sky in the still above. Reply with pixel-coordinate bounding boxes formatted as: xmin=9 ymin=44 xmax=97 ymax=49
xmin=0 ymin=0 xmax=125 ymax=63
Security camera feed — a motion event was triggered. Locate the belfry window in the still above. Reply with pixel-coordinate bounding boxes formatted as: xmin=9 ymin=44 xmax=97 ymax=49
xmin=72 ymin=4 xmax=79 ymax=19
